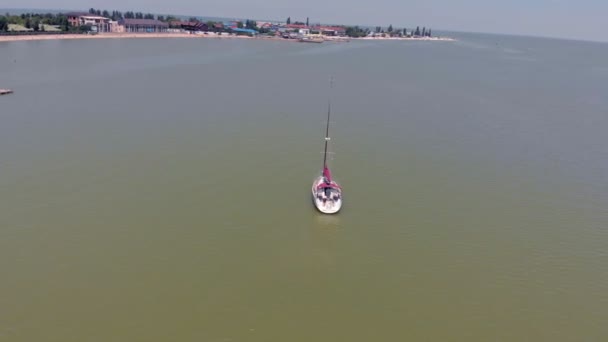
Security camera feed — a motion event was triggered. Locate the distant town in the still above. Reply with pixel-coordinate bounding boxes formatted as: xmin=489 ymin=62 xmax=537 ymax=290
xmin=0 ymin=8 xmax=441 ymax=40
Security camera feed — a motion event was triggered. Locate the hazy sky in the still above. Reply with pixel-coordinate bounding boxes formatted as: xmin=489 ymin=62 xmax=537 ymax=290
xmin=4 ymin=0 xmax=608 ymax=41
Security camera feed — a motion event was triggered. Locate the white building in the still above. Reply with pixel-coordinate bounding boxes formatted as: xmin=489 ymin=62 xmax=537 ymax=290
xmin=67 ymin=13 xmax=111 ymax=32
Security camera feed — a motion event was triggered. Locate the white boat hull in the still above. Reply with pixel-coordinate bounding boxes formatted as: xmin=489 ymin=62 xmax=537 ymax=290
xmin=311 ymin=176 xmax=342 ymax=214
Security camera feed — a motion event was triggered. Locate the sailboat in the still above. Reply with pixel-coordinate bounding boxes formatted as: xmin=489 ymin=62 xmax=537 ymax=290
xmin=312 ymin=80 xmax=342 ymax=214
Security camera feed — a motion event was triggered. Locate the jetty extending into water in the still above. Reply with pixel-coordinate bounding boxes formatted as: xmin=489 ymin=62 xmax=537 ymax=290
xmin=0 ymin=89 xmax=14 ymax=95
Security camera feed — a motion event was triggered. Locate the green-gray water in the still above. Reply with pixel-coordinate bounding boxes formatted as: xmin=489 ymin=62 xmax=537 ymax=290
xmin=1 ymin=35 xmax=607 ymax=341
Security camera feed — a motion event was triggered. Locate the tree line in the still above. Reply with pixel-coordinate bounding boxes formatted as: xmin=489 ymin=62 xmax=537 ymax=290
xmin=87 ymin=8 xmax=176 ymax=22
xmin=0 ymin=12 xmax=70 ymax=32
xmin=304 ymin=24 xmax=433 ymax=38
xmin=368 ymin=25 xmax=432 ymax=37
xmin=281 ymin=15 xmax=433 ymax=38
xmin=0 ymin=9 xmax=181 ymax=33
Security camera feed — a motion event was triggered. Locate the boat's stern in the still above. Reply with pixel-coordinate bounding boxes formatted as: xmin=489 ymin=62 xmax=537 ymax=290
xmin=313 ymin=197 xmax=342 ymax=214
xmin=311 ymin=176 xmax=342 ymax=214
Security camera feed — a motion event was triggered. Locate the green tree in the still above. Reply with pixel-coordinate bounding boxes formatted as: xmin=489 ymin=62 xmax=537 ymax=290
xmin=245 ymin=19 xmax=257 ymax=30
xmin=25 ymin=18 xmax=31 ymax=29
xmin=388 ymin=24 xmax=393 ymax=32
xmin=89 ymin=8 xmax=96 ymax=14
xmin=286 ymin=17 xmax=291 ymax=24
xmin=422 ymin=27 xmax=426 ymax=36
xmin=95 ymin=10 xmax=101 ymax=16
xmin=428 ymin=29 xmax=432 ymax=37
xmin=306 ymin=17 xmax=309 ymax=26
xmin=206 ymin=21 xmax=217 ymax=31
xmin=102 ymin=10 xmax=110 ymax=18
xmin=0 ymin=16 xmax=7 ymax=31
xmin=237 ymin=21 xmax=244 ymax=28
xmin=157 ymin=15 xmax=165 ymax=21
xmin=33 ymin=19 xmax=40 ymax=31
xmin=415 ymin=26 xmax=420 ymax=36
xmin=10 ymin=14 xmax=23 ymax=25
xmin=135 ymin=12 xmax=143 ymax=19
xmin=79 ymin=24 xmax=92 ymax=32
xmin=144 ymin=13 xmax=154 ymax=20
xmin=345 ymin=25 xmax=367 ymax=38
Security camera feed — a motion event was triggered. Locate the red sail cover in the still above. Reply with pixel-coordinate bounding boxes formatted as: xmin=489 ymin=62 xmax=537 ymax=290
xmin=323 ymin=166 xmax=332 ymax=182
xmin=317 ymin=182 xmax=341 ymax=190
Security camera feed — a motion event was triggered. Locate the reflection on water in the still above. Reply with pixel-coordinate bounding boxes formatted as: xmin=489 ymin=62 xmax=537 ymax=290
xmin=313 ymin=212 xmax=342 ymax=228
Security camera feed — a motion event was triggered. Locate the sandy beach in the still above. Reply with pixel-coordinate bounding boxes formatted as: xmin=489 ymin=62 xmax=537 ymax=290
xmin=358 ymin=36 xmax=455 ymax=41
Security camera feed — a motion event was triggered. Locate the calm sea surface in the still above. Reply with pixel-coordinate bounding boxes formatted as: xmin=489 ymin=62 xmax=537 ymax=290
xmin=1 ymin=34 xmax=607 ymax=341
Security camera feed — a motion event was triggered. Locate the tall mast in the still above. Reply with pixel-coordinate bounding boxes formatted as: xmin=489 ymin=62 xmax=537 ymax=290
xmin=323 ymin=77 xmax=333 ymax=169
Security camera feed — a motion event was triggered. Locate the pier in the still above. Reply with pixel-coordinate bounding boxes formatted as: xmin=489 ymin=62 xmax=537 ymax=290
xmin=0 ymin=89 xmax=14 ymax=95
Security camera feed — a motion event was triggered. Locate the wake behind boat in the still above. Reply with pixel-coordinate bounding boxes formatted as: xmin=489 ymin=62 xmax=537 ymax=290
xmin=312 ymin=79 xmax=342 ymax=214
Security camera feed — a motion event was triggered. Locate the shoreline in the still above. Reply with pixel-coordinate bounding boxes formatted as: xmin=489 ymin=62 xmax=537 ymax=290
xmin=0 ymin=32 xmax=455 ymax=43
xmin=357 ymin=36 xmax=455 ymax=41
xmin=0 ymin=32 xmax=226 ymax=42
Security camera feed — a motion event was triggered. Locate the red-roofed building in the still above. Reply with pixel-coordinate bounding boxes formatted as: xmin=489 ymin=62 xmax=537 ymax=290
xmin=283 ymin=24 xmax=310 ymax=35
xmin=66 ymin=12 xmax=90 ymax=27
